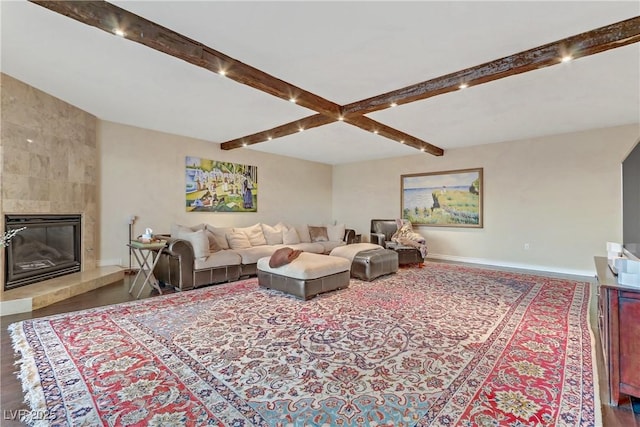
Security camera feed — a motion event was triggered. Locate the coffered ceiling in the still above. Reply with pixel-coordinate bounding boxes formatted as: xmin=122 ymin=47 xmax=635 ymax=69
xmin=1 ymin=1 xmax=639 ymax=164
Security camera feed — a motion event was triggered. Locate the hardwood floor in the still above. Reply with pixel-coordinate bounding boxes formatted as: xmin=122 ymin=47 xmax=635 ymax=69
xmin=1 ymin=268 xmax=638 ymax=426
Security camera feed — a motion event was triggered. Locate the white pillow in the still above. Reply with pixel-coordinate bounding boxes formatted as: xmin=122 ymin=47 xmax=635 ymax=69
xmin=171 ymin=223 xmax=204 ymax=238
xmin=179 ymin=229 xmax=210 ymax=260
xmin=235 ymin=223 xmax=267 ymax=246
xmin=282 ymin=227 xmax=301 ymax=245
xmin=205 ymin=225 xmax=232 ymax=249
xmin=261 ymin=223 xmax=284 ymax=245
xmin=325 ymin=224 xmax=346 ymax=242
xmin=296 ymin=225 xmax=311 ymax=243
xmin=226 ymin=231 xmax=252 ymax=250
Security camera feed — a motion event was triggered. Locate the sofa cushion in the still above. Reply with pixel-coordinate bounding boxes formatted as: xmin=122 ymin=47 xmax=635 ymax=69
xmin=227 ymin=231 xmax=252 ymax=250
xmin=308 ymin=226 xmax=329 ymax=242
xmin=316 ymin=240 xmax=346 ymax=253
xmin=261 ymin=223 xmax=285 ymax=245
xmin=325 ymin=223 xmax=346 ymax=242
xmin=179 ymin=229 xmax=210 ymax=259
xmin=194 ymin=249 xmax=242 ymax=270
xmin=235 ymin=223 xmax=267 ymax=246
xmin=282 ymin=227 xmax=301 ymax=245
xmin=205 ymin=225 xmax=232 ymax=249
xmin=275 ymin=242 xmax=325 ymax=254
xmin=234 ymin=246 xmax=277 ymax=264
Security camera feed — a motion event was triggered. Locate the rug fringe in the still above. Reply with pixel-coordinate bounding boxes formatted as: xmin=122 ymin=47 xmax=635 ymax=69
xmin=8 ymin=322 xmax=50 ymax=427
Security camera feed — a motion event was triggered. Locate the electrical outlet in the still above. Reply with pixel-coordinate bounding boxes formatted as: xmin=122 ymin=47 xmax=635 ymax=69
xmin=524 ymin=243 xmax=530 ymax=250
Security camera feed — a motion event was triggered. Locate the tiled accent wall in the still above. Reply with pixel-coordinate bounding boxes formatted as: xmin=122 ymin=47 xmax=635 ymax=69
xmin=0 ymin=73 xmax=98 ymax=297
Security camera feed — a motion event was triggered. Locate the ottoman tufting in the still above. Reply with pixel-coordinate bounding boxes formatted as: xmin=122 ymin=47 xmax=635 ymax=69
xmin=257 ymin=252 xmax=351 ymax=300
xmin=330 ymin=243 xmax=399 ymax=281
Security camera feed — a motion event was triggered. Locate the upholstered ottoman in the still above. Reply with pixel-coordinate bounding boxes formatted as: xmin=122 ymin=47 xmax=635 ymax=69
xmin=257 ymin=252 xmax=351 ymax=300
xmin=330 ymin=243 xmax=398 ymax=281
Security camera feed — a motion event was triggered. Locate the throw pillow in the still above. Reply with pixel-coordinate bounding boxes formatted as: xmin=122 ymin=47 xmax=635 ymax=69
xmin=235 ymin=223 xmax=267 ymax=246
xmin=288 ymin=249 xmax=303 ymax=262
xmin=269 ymin=247 xmax=293 ymax=268
xmin=226 ymin=231 xmax=252 ymax=250
xmin=325 ymin=223 xmax=346 ymax=242
xmin=171 ymin=223 xmax=205 ymax=238
xmin=269 ymin=247 xmax=303 ymax=268
xmin=296 ymin=224 xmax=311 ymax=243
xmin=308 ymin=225 xmax=329 ymax=242
xmin=282 ymin=227 xmax=301 ymax=245
xmin=204 ymin=229 xmax=222 ymax=253
xmin=261 ymin=223 xmax=285 ymax=245
xmin=205 ymin=225 xmax=232 ymax=249
xmin=179 ymin=229 xmax=210 ymax=259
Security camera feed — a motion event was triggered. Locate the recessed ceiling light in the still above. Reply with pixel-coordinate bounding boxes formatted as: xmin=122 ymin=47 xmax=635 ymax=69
xmin=373 ymin=130 xmax=379 ymax=134
xmin=458 ymin=83 xmax=469 ymax=89
xmin=338 ymin=116 xmax=344 ymax=121
xmin=561 ymin=55 xmax=573 ymax=63
xmin=267 ymin=136 xmax=272 ymax=141
xmin=114 ymin=29 xmax=125 ymax=37
xmin=390 ymin=102 xmax=398 ymax=107
xmin=289 ymin=98 xmax=297 ymax=103
xmin=218 ymin=70 xmax=227 ymax=77
xmin=26 ymin=138 xmax=33 ymax=143
xmin=420 ymin=148 xmax=425 ymax=152
xmin=242 ymin=143 xmax=247 ymax=147
xmin=400 ymin=140 xmax=405 ymax=144
xmin=298 ymin=128 xmax=304 ymax=132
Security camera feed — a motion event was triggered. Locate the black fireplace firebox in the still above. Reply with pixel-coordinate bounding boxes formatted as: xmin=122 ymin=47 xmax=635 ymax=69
xmin=4 ymin=214 xmax=82 ymax=291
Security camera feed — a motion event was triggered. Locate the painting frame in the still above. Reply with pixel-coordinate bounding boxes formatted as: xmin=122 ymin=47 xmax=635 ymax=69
xmin=185 ymin=156 xmax=258 ymax=213
xmin=401 ymin=168 xmax=483 ymax=228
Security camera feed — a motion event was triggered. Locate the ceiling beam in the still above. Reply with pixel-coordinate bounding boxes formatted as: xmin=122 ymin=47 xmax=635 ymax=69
xmin=344 ymin=116 xmax=444 ymax=156
xmin=29 ymin=0 xmax=342 ymax=118
xmin=343 ymin=16 xmax=640 ymax=116
xmin=30 ymin=0 xmax=441 ymax=155
xmin=221 ymin=114 xmax=336 ymax=150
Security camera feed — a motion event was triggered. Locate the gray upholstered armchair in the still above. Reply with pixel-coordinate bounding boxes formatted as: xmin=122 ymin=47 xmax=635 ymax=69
xmin=370 ymin=219 xmax=425 ymax=265
xmin=370 ymin=219 xmax=400 ymax=248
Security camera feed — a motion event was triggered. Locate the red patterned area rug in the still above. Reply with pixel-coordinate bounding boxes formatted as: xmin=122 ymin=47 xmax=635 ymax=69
xmin=10 ymin=263 xmax=599 ymax=426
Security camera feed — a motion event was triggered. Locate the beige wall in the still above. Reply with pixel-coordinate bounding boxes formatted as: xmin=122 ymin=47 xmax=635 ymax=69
xmin=0 ymin=74 xmax=98 ymax=297
xmin=333 ymin=125 xmax=639 ymax=275
xmin=98 ymin=121 xmax=333 ymax=267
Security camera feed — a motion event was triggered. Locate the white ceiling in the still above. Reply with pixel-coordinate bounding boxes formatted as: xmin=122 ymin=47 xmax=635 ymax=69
xmin=1 ymin=1 xmax=639 ymax=165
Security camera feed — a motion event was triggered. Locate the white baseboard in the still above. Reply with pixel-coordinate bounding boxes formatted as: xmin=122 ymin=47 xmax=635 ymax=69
xmin=427 ymin=253 xmax=595 ymax=279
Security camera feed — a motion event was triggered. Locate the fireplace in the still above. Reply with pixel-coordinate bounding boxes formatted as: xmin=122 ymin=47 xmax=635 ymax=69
xmin=4 ymin=214 xmax=82 ymax=291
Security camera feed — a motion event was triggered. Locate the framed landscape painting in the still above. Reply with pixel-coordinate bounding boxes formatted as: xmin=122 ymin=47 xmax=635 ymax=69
xmin=401 ymin=168 xmax=483 ymax=228
xmin=185 ymin=156 xmax=257 ymax=212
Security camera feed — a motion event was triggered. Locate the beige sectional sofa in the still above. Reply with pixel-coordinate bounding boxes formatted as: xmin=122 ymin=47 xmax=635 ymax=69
xmin=154 ymin=222 xmax=355 ymax=291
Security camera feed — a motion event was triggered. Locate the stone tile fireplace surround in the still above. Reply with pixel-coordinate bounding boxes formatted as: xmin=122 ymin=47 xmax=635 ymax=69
xmin=1 ymin=73 xmax=123 ymax=313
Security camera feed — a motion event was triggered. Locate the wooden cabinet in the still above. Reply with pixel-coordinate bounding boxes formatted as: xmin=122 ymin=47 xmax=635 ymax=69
xmin=595 ymin=256 xmax=640 ymax=406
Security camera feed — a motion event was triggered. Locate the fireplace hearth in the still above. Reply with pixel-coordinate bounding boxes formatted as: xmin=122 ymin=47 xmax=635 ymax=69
xmin=4 ymin=214 xmax=82 ymax=291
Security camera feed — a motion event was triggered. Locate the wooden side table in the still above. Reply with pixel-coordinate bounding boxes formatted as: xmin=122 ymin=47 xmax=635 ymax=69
xmin=127 ymin=240 xmax=167 ymax=299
